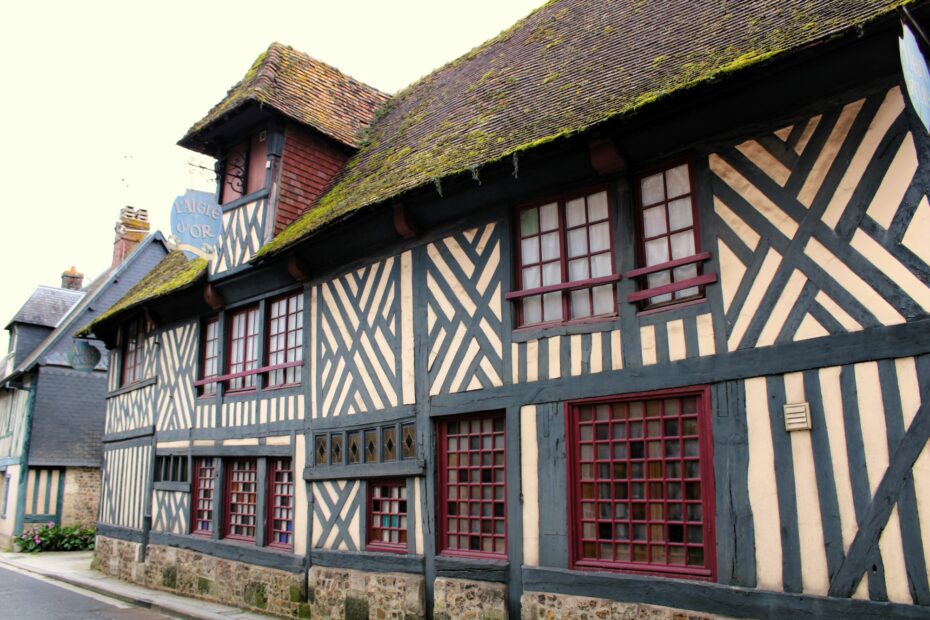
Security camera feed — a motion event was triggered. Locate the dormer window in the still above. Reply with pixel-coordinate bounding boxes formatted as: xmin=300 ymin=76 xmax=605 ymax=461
xmin=220 ymin=130 xmax=268 ymax=205
xmin=121 ymin=318 xmax=146 ymax=386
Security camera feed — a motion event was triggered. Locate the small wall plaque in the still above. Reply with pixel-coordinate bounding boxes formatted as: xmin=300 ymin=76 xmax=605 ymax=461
xmin=784 ymin=402 xmax=812 ymax=432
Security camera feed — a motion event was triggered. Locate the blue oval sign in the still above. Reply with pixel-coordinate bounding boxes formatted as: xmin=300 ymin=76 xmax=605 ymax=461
xmin=170 ymin=189 xmax=222 ymax=256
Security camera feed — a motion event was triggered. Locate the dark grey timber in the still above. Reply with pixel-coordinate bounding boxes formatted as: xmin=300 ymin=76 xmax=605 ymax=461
xmin=255 ymin=457 xmax=267 ymax=547
xmin=435 ymin=557 xmax=509 ymax=583
xmin=837 ymin=364 xmax=887 ymax=600
xmin=188 ymin=445 xmax=292 ymax=457
xmin=764 ymin=376 xmax=802 ymax=593
xmin=102 ymin=426 xmax=155 ymax=444
xmin=536 ymin=402 xmax=569 ymax=569
xmin=96 ymin=523 xmax=144 ymax=543
xmin=105 ymin=377 xmax=157 ymax=399
xmin=149 ymin=532 xmax=305 ymax=572
xmin=613 ymin=177 xmax=642 ymax=369
xmin=429 ymin=319 xmax=930 ymax=415
xmin=102 ymin=434 xmax=154 ymax=450
xmin=311 ymin=548 xmax=425 ymax=574
xmin=877 ymin=359 xmax=929 ymax=605
xmin=152 ymin=481 xmax=190 ymax=493
xmin=829 ymin=379 xmax=930 ymax=600
xmin=523 ymin=566 xmax=930 ymax=620
xmin=801 ymin=370 xmax=845 ymax=583
xmin=406 ymin=477 xmax=417 ymax=555
xmin=505 ymin=404 xmax=523 ymax=618
xmin=303 ymin=459 xmax=424 ymax=481
xmin=310 ymin=407 xmax=416 ymax=430
xmin=210 ymin=459 xmax=224 ymax=540
xmin=711 ymin=381 xmax=755 ymax=587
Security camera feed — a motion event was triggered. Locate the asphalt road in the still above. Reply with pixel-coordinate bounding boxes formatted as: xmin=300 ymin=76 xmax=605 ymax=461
xmin=0 ymin=565 xmax=172 ymax=619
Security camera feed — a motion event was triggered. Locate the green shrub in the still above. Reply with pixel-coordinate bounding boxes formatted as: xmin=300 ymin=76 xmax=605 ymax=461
xmin=17 ymin=523 xmax=95 ymax=552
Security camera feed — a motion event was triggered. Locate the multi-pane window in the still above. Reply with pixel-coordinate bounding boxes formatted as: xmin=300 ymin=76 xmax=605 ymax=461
xmin=227 ymin=306 xmax=260 ymax=391
xmin=191 ymin=458 xmax=216 ymax=535
xmin=121 ymin=318 xmax=146 ymax=386
xmin=221 ymin=130 xmax=268 ymax=205
xmin=368 ymin=480 xmax=408 ymax=553
xmin=199 ymin=317 xmax=219 ymax=396
xmin=630 ymin=163 xmax=709 ymax=308
xmin=225 ymin=458 xmax=258 ymax=541
xmin=266 ymin=292 xmax=304 ymax=387
xmin=513 ymin=189 xmax=617 ymax=326
xmin=438 ymin=413 xmax=507 ymax=558
xmin=569 ymin=390 xmax=715 ymax=579
xmin=268 ymin=458 xmax=294 ymax=549
xmin=314 ymin=422 xmax=418 ymax=468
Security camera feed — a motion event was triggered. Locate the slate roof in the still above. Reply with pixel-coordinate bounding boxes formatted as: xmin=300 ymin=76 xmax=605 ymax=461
xmin=255 ymin=0 xmax=915 ymax=260
xmin=79 ymin=251 xmax=208 ymax=337
xmin=180 ymin=42 xmax=390 ymax=153
xmin=7 ymin=286 xmax=83 ymax=330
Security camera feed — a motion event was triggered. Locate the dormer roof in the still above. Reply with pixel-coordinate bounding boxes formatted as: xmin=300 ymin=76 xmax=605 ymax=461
xmin=6 ymin=286 xmax=83 ymax=330
xmin=179 ymin=42 xmax=390 ymax=154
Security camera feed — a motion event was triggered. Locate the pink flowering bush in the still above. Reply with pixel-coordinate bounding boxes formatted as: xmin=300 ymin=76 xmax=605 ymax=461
xmin=17 ymin=523 xmax=95 ymax=552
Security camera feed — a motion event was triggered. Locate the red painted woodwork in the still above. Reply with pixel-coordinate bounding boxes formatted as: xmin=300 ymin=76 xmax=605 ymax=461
xmin=121 ymin=318 xmax=145 ymax=387
xmin=437 ymin=412 xmax=507 ymax=559
xmin=199 ymin=317 xmax=219 ymax=396
xmin=566 ymin=387 xmax=716 ymax=581
xmin=247 ymin=131 xmax=268 ymax=195
xmin=367 ymin=479 xmax=408 ymax=553
xmin=225 ymin=458 xmax=258 ymax=542
xmin=267 ymin=458 xmax=294 ymax=549
xmin=191 ymin=457 xmax=216 ymax=536
xmin=193 ymin=360 xmax=302 ymax=388
xmin=274 ymin=123 xmax=351 ymax=234
xmin=221 ymin=141 xmax=247 ymax=205
xmin=266 ymin=292 xmax=303 ymax=388
xmin=226 ymin=306 xmax=260 ymax=392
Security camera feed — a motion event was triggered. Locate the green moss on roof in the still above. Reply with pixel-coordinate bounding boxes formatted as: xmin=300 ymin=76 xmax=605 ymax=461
xmin=78 ymin=252 xmax=208 ymax=337
xmin=180 ymin=43 xmax=389 ymax=153
xmin=253 ymin=0 xmax=914 ymax=261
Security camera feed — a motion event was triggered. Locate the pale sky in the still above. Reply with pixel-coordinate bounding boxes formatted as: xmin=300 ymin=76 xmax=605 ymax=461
xmin=0 ymin=0 xmax=542 ymax=352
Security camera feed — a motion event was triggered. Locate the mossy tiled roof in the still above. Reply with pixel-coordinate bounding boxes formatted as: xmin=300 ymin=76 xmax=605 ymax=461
xmin=255 ymin=0 xmax=913 ymax=259
xmin=78 ymin=252 xmax=208 ymax=337
xmin=180 ymin=42 xmax=390 ymax=152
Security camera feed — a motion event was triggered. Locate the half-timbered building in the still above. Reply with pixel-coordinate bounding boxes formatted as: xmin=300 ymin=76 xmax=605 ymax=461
xmin=85 ymin=1 xmax=930 ymax=618
xmin=0 ymin=208 xmax=167 ymax=548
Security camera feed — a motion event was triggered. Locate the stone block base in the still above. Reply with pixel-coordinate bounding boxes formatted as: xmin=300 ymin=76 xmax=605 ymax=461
xmin=308 ymin=566 xmax=425 ymax=619
xmin=94 ymin=535 xmax=306 ymax=617
xmin=434 ymin=576 xmax=507 ymax=620
xmin=521 ymin=592 xmax=739 ymax=620
xmin=61 ymin=467 xmax=100 ymax=527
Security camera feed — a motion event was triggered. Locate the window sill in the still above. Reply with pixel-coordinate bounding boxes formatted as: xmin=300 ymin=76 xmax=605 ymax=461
xmin=636 ymin=297 xmax=708 ymax=318
xmin=435 ymin=555 xmax=509 ymax=583
xmin=220 ymin=188 xmax=270 ymax=213
xmin=572 ymin=559 xmax=713 ymax=581
xmin=366 ymin=543 xmax=408 ymax=555
xmin=153 ymin=481 xmax=190 ymax=493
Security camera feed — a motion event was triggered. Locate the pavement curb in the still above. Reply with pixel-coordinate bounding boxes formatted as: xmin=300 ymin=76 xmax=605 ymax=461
xmin=0 ymin=553 xmax=264 ymax=620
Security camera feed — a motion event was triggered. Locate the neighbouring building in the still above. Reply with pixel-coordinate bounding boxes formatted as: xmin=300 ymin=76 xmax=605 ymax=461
xmin=84 ymin=1 xmax=930 ymax=618
xmin=0 ymin=208 xmax=168 ymax=548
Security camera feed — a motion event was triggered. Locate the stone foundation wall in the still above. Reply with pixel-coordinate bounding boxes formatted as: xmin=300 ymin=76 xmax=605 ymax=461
xmin=93 ymin=535 xmax=308 ymax=617
xmin=434 ymin=577 xmax=507 ymax=620
xmin=308 ymin=566 xmax=425 ymax=619
xmin=60 ymin=467 xmax=99 ymax=527
xmin=521 ymin=592 xmax=739 ymax=620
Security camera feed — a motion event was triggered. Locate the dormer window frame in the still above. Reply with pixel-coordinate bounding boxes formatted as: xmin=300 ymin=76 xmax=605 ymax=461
xmin=120 ymin=317 xmax=146 ymax=387
xmin=219 ymin=127 xmax=270 ymax=206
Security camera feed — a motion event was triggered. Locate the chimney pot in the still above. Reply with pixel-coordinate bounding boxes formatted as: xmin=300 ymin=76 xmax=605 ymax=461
xmin=61 ymin=266 xmax=84 ymax=290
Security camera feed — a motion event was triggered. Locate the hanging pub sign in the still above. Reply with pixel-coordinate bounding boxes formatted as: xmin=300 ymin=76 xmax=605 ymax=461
xmin=169 ymin=189 xmax=221 ymax=258
xmin=68 ymin=340 xmax=102 ymax=373
xmin=900 ymin=21 xmax=930 ymax=134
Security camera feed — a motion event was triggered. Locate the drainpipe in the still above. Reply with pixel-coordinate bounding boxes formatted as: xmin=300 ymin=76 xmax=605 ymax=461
xmin=13 ymin=372 xmax=38 ymax=541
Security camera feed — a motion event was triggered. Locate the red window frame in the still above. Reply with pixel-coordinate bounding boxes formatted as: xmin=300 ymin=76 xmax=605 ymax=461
xmin=437 ymin=412 xmax=507 ymax=559
xmin=266 ymin=292 xmax=304 ymax=388
xmin=627 ymin=161 xmax=715 ymax=310
xmin=121 ymin=318 xmax=145 ymax=387
xmin=191 ymin=457 xmax=216 ymax=536
xmin=566 ymin=387 xmax=716 ymax=580
xmin=224 ymin=458 xmax=258 ymax=542
xmin=367 ymin=479 xmax=408 ymax=553
xmin=508 ymin=187 xmax=620 ymax=328
xmin=226 ymin=305 xmax=260 ymax=392
xmin=267 ymin=458 xmax=294 ymax=549
xmin=220 ymin=130 xmax=268 ymax=205
xmin=199 ymin=317 xmax=219 ymax=397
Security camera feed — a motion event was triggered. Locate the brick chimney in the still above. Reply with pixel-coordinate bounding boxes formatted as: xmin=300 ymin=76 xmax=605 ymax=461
xmin=112 ymin=207 xmax=150 ymax=268
xmin=61 ymin=266 xmax=84 ymax=290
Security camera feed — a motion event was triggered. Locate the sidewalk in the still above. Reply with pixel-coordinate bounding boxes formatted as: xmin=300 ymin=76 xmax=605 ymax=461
xmin=0 ymin=551 xmax=271 ymax=620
